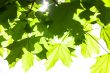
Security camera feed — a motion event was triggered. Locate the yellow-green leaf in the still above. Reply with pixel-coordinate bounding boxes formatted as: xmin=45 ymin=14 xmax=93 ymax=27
xmin=45 ymin=36 xmax=73 ymax=70
xmin=91 ymin=53 xmax=110 ymax=73
xmin=102 ymin=0 xmax=110 ymax=7
xmin=0 ymin=47 xmax=4 ymax=57
xmin=22 ymin=51 xmax=34 ymax=71
xmin=100 ymin=25 xmax=110 ymax=50
xmin=81 ymin=34 xmax=99 ymax=57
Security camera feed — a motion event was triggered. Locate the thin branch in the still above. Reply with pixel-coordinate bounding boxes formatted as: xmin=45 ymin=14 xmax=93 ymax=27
xmin=87 ymin=33 xmax=109 ymax=53
xmin=86 ymin=27 xmax=101 ymax=32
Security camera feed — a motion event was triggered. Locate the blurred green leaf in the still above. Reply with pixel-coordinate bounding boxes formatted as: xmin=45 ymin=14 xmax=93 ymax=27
xmin=81 ymin=33 xmax=99 ymax=57
xmin=0 ymin=4 xmax=17 ymax=28
xmin=95 ymin=0 xmax=110 ymax=25
xmin=0 ymin=47 xmax=4 ymax=57
xmin=22 ymin=49 xmax=34 ymax=71
xmin=0 ymin=36 xmax=5 ymax=46
xmin=102 ymin=0 xmax=110 ymax=7
xmin=91 ymin=53 xmax=110 ymax=73
xmin=6 ymin=36 xmax=40 ymax=67
xmin=7 ymin=20 xmax=26 ymax=40
xmin=48 ymin=1 xmax=83 ymax=36
xmin=100 ymin=25 xmax=110 ymax=50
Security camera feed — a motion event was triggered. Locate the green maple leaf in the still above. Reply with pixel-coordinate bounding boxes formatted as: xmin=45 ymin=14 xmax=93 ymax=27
xmin=45 ymin=34 xmax=74 ymax=70
xmin=95 ymin=0 xmax=110 ymax=25
xmin=22 ymin=48 xmax=34 ymax=71
xmin=45 ymin=44 xmax=72 ymax=70
xmin=102 ymin=0 xmax=110 ymax=7
xmin=91 ymin=53 xmax=110 ymax=73
xmin=6 ymin=36 xmax=41 ymax=67
xmin=48 ymin=1 xmax=84 ymax=36
xmin=0 ymin=36 xmax=5 ymax=46
xmin=0 ymin=4 xmax=17 ymax=28
xmin=8 ymin=20 xmax=26 ymax=41
xmin=81 ymin=33 xmax=99 ymax=57
xmin=0 ymin=47 xmax=4 ymax=57
xmin=100 ymin=25 xmax=110 ymax=50
xmin=47 ymin=1 xmax=85 ymax=45
xmin=6 ymin=39 xmax=26 ymax=67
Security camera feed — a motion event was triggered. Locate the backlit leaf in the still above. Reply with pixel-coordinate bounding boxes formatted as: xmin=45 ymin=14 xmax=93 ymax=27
xmin=100 ymin=25 xmax=110 ymax=50
xmin=81 ymin=33 xmax=99 ymax=57
xmin=0 ymin=47 xmax=4 ymax=57
xmin=45 ymin=35 xmax=73 ymax=70
xmin=6 ymin=36 xmax=40 ymax=67
xmin=102 ymin=0 xmax=110 ymax=7
xmin=22 ymin=49 xmax=34 ymax=71
xmin=91 ymin=53 xmax=110 ymax=73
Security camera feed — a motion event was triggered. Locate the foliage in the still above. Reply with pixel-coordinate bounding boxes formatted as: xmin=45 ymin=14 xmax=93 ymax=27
xmin=0 ymin=0 xmax=110 ymax=72
xmin=91 ymin=53 xmax=110 ymax=73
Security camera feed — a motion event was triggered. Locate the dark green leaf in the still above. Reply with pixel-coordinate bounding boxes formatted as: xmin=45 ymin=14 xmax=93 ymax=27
xmin=7 ymin=20 xmax=26 ymax=40
xmin=48 ymin=1 xmax=83 ymax=36
xmin=6 ymin=36 xmax=40 ymax=67
xmin=95 ymin=0 xmax=110 ymax=25
xmin=0 ymin=4 xmax=17 ymax=28
xmin=0 ymin=36 xmax=5 ymax=46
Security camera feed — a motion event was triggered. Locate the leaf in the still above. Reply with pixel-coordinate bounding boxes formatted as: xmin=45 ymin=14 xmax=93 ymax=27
xmin=81 ymin=0 xmax=94 ymax=10
xmin=22 ymin=49 xmax=34 ymax=71
xmin=65 ymin=0 xmax=71 ymax=2
xmin=48 ymin=1 xmax=84 ymax=36
xmin=0 ymin=0 xmax=8 ymax=8
xmin=47 ymin=1 xmax=85 ymax=45
xmin=0 ymin=36 xmax=5 ymax=46
xmin=0 ymin=4 xmax=17 ymax=28
xmin=24 ymin=23 xmax=32 ymax=33
xmin=58 ymin=44 xmax=72 ymax=66
xmin=79 ymin=10 xmax=95 ymax=20
xmin=6 ymin=39 xmax=26 ymax=67
xmin=8 ymin=20 xmax=27 ymax=41
xmin=45 ymin=35 xmax=73 ymax=70
xmin=81 ymin=33 xmax=99 ymax=57
xmin=0 ymin=47 xmax=4 ymax=57
xmin=6 ymin=36 xmax=40 ymax=67
xmin=100 ymin=25 xmax=110 ymax=50
xmin=31 ymin=43 xmax=43 ymax=54
xmin=36 ymin=45 xmax=47 ymax=60
xmin=102 ymin=0 xmax=110 ymax=7
xmin=18 ymin=0 xmax=32 ymax=7
xmin=91 ymin=53 xmax=110 ymax=73
xmin=45 ymin=44 xmax=59 ymax=70
xmin=95 ymin=0 xmax=110 ymax=25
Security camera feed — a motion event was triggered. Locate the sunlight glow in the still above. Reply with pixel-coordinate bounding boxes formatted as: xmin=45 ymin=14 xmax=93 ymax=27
xmin=39 ymin=0 xmax=49 ymax=12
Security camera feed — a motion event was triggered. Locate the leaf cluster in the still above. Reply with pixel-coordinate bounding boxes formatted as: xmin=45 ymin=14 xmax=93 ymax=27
xmin=0 ymin=0 xmax=110 ymax=72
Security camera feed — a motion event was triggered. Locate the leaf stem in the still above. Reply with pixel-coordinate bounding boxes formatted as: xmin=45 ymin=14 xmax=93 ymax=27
xmin=86 ymin=27 xmax=101 ymax=32
xmin=87 ymin=33 xmax=109 ymax=53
